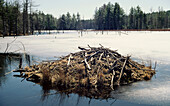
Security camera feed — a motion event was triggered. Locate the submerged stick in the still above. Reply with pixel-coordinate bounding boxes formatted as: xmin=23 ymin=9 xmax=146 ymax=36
xmin=19 ymin=57 xmax=22 ymax=69
xmin=4 ymin=70 xmax=14 ymax=76
xmin=154 ymin=61 xmax=157 ymax=70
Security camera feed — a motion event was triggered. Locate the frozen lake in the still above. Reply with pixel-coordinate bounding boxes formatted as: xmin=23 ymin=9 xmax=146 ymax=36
xmin=1 ymin=30 xmax=170 ymax=63
xmin=0 ymin=31 xmax=170 ymax=106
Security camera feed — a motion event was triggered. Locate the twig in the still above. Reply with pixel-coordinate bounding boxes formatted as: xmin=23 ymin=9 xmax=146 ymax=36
xmin=4 ymin=37 xmax=18 ymax=53
xmin=4 ymin=43 xmax=9 ymax=53
xmin=128 ymin=60 xmax=141 ymax=70
xmin=21 ymin=77 xmax=26 ymax=82
xmin=86 ymin=50 xmax=103 ymax=61
xmin=99 ymin=44 xmax=104 ymax=48
xmin=110 ymin=70 xmax=115 ymax=90
xmin=4 ymin=70 xmax=14 ymax=76
xmin=110 ymin=99 xmax=117 ymax=106
xmin=18 ymin=41 xmax=26 ymax=53
xmin=108 ymin=60 xmax=118 ymax=73
xmin=106 ymin=55 xmax=110 ymax=66
xmin=84 ymin=58 xmax=91 ymax=70
xmin=154 ymin=61 xmax=157 ymax=70
xmin=10 ymin=37 xmax=18 ymax=44
xmin=67 ymin=54 xmax=72 ymax=66
xmin=12 ymin=49 xmax=22 ymax=53
xmin=78 ymin=46 xmax=88 ymax=51
xmin=96 ymin=52 xmax=104 ymax=74
xmin=99 ymin=52 xmax=104 ymax=60
xmin=87 ymin=44 xmax=92 ymax=48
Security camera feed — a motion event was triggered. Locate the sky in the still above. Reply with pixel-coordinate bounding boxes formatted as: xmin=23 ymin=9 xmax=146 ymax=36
xmin=35 ymin=0 xmax=170 ymax=19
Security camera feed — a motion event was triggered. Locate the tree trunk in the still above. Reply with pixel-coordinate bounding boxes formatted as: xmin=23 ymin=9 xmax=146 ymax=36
xmin=2 ymin=12 xmax=6 ymax=38
xmin=23 ymin=8 xmax=25 ymax=35
xmin=25 ymin=0 xmax=29 ymax=34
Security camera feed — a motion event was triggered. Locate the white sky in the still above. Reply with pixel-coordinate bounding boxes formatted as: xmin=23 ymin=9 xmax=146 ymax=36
xmin=35 ymin=0 xmax=170 ymax=19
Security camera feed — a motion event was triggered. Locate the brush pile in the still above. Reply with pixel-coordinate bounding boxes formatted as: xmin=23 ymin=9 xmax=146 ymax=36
xmin=14 ymin=45 xmax=155 ymax=89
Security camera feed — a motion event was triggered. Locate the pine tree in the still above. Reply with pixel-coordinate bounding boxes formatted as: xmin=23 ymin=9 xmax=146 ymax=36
xmin=66 ymin=12 xmax=71 ymax=30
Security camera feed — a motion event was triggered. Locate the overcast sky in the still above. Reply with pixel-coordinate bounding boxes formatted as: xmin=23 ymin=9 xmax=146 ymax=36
xmin=35 ymin=0 xmax=170 ymax=19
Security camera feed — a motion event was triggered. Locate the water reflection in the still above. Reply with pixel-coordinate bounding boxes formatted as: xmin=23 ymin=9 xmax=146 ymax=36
xmin=0 ymin=53 xmax=31 ymax=87
xmin=40 ymin=85 xmax=117 ymax=106
xmin=0 ymin=53 xmax=18 ymax=86
xmin=41 ymin=85 xmax=114 ymax=100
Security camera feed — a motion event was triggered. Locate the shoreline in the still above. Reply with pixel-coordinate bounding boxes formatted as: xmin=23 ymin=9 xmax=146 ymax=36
xmin=1 ymin=29 xmax=170 ymax=37
xmin=93 ymin=29 xmax=170 ymax=31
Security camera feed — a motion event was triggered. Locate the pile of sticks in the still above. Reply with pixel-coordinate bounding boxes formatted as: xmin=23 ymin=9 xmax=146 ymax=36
xmin=14 ymin=45 xmax=155 ymax=90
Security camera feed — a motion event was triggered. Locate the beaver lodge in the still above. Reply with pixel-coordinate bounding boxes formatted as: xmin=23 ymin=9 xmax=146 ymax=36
xmin=14 ymin=45 xmax=155 ymax=91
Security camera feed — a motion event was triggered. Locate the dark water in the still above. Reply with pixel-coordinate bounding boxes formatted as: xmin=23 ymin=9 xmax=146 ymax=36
xmin=0 ymin=53 xmax=168 ymax=106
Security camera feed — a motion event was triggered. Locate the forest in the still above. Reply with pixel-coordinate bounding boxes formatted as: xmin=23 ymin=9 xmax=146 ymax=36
xmin=94 ymin=2 xmax=170 ymax=30
xmin=0 ymin=0 xmax=170 ymax=37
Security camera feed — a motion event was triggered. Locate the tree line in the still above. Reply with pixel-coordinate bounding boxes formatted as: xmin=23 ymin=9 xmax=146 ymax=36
xmin=0 ymin=0 xmax=93 ymax=37
xmin=94 ymin=2 xmax=170 ymax=30
xmin=57 ymin=12 xmax=94 ymax=30
xmin=0 ymin=1 xmax=170 ymax=37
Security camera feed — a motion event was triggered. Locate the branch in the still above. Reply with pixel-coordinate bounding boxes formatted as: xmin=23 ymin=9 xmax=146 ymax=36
xmin=67 ymin=54 xmax=72 ymax=66
xmin=110 ymin=70 xmax=115 ymax=90
xmin=4 ymin=37 xmax=18 ymax=53
xmin=116 ymin=56 xmax=129 ymax=85
xmin=84 ymin=58 xmax=91 ymax=70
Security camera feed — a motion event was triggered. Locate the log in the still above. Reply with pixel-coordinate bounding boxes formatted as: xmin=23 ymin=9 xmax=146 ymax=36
xmin=116 ymin=56 xmax=129 ymax=85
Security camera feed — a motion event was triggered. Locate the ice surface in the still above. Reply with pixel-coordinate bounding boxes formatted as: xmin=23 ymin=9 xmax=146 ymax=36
xmin=0 ymin=30 xmax=170 ymax=105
